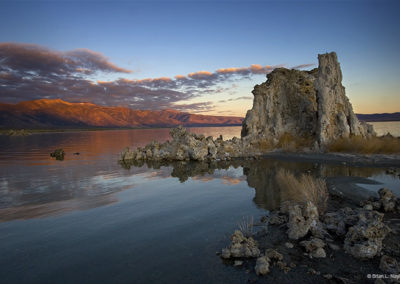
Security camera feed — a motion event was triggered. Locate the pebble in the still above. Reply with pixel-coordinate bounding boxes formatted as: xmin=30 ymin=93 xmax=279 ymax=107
xmin=285 ymin=242 xmax=294 ymax=249
xmin=234 ymin=260 xmax=243 ymax=266
xmin=308 ymin=268 xmax=320 ymax=275
xmin=323 ymin=274 xmax=333 ymax=279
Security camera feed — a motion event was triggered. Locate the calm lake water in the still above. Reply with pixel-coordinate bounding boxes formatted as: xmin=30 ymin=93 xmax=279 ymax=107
xmin=370 ymin=121 xmax=400 ymax=136
xmin=0 ymin=124 xmax=399 ymax=284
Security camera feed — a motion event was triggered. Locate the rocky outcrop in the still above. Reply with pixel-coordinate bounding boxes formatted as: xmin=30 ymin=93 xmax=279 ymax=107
xmin=241 ymin=52 xmax=375 ymax=149
xmin=119 ymin=52 xmax=378 ymax=162
xmin=119 ymin=52 xmax=379 ymax=162
xmin=324 ymin=206 xmax=391 ymax=259
xmin=119 ymin=126 xmax=256 ymax=162
xmin=361 ymin=187 xmax=400 ymax=213
xmin=343 ymin=209 xmax=390 ymax=258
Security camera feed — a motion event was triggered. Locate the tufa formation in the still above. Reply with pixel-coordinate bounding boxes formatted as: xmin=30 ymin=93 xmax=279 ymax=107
xmin=120 ymin=52 xmax=376 ymax=163
xmin=241 ymin=52 xmax=375 ymax=149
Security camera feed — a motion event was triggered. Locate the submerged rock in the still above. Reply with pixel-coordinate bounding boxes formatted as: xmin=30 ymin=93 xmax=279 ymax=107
xmin=221 ymin=230 xmax=260 ymax=259
xmin=7 ymin=129 xmax=31 ymax=136
xmin=265 ymin=248 xmax=283 ymax=261
xmin=50 ymin=148 xmax=65 ymax=160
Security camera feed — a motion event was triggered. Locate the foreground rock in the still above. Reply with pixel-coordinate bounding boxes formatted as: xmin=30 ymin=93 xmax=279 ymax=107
xmin=220 ymin=188 xmax=399 ymax=281
xmin=241 ymin=52 xmax=375 ymax=149
xmin=221 ymin=230 xmax=260 ymax=259
xmin=300 ymin=237 xmax=326 ymax=258
xmin=361 ymin=187 xmax=400 ymax=213
xmin=283 ymin=201 xmax=320 ymax=240
xmin=380 ymin=255 xmax=400 ymax=274
xmin=343 ymin=209 xmax=391 ymax=258
xmin=255 ymin=256 xmax=270 ymax=275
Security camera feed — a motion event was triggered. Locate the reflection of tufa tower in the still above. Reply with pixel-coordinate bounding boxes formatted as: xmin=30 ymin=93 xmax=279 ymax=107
xmin=241 ymin=52 xmax=375 ymax=149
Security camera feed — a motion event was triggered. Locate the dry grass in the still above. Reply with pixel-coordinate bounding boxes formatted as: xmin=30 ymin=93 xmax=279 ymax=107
xmin=238 ymin=216 xmax=254 ymax=237
xmin=255 ymin=138 xmax=273 ymax=151
xmin=276 ymin=132 xmax=313 ymax=151
xmin=327 ymin=135 xmax=400 ymax=154
xmin=276 ymin=169 xmax=328 ymax=214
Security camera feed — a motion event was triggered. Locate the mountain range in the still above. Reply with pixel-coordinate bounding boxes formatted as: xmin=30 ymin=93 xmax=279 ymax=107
xmin=356 ymin=112 xmax=400 ymax=122
xmin=0 ymin=99 xmax=244 ymax=129
xmin=0 ymin=99 xmax=398 ymax=129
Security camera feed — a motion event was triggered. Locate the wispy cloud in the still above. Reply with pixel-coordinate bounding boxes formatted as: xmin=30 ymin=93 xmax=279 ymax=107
xmin=218 ymin=96 xmax=252 ymax=103
xmin=291 ymin=63 xmax=315 ymax=70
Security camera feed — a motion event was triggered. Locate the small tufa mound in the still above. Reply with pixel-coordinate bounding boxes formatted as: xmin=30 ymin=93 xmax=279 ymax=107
xmin=255 ymin=256 xmax=270 ymax=275
xmin=324 ymin=200 xmax=392 ymax=259
xmin=221 ymin=230 xmax=260 ymax=259
xmin=378 ymin=188 xmax=397 ymax=212
xmin=50 ymin=149 xmax=65 ymax=160
xmin=300 ymin=237 xmax=327 ymax=258
xmin=284 ymin=201 xmax=320 ymax=240
xmin=361 ymin=187 xmax=400 ymax=213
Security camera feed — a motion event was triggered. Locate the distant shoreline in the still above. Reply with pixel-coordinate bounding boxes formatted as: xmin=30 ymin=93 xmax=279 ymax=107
xmin=1 ymin=120 xmax=398 ymax=135
xmin=0 ymin=124 xmax=243 ymax=135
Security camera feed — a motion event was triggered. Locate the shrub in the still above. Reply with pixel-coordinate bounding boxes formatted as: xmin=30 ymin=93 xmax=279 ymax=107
xmin=238 ymin=216 xmax=254 ymax=237
xmin=327 ymin=135 xmax=400 ymax=154
xmin=276 ymin=169 xmax=328 ymax=214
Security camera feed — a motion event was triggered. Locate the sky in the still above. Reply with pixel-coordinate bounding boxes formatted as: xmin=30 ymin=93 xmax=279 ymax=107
xmin=0 ymin=0 xmax=399 ymax=116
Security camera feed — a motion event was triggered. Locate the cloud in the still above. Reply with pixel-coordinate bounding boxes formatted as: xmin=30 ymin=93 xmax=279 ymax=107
xmin=188 ymin=71 xmax=213 ymax=79
xmin=172 ymin=101 xmax=215 ymax=113
xmin=228 ymin=96 xmax=253 ymax=101
xmin=291 ymin=63 xmax=315 ymax=70
xmin=128 ymin=63 xmax=283 ymax=91
xmin=0 ymin=42 xmax=314 ymax=113
xmin=218 ymin=96 xmax=252 ymax=103
xmin=0 ymin=42 xmax=132 ymax=77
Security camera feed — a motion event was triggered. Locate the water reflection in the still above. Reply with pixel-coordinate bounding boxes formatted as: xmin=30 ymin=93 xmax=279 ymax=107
xmin=1 ymin=127 xmax=399 ymax=222
xmin=121 ymin=158 xmax=398 ymax=211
